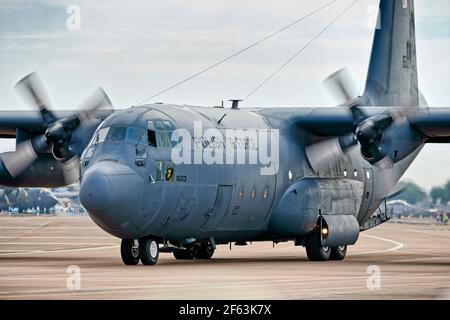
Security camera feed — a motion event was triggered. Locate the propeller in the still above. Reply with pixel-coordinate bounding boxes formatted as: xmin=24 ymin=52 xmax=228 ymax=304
xmin=306 ymin=68 xmax=400 ymax=173
xmin=323 ymin=68 xmax=360 ymax=106
xmin=2 ymin=72 xmax=112 ymax=184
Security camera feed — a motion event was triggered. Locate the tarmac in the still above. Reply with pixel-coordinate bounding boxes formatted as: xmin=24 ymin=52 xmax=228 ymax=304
xmin=0 ymin=215 xmax=449 ymax=300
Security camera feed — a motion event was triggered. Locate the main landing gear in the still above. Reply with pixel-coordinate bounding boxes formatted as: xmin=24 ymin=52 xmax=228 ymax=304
xmin=120 ymin=239 xmax=215 ymax=265
xmin=173 ymin=242 xmax=215 ymax=260
xmin=305 ymin=230 xmax=347 ymax=262
xmin=120 ymin=238 xmax=160 ymax=266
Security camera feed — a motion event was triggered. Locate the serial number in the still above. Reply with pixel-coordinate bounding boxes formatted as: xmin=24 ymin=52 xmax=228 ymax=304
xmin=223 ymin=304 xmax=271 ymax=315
xmin=179 ymin=304 xmax=271 ymax=318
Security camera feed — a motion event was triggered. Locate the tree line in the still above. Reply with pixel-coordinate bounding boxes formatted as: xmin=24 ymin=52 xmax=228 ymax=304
xmin=393 ymin=181 xmax=450 ymax=205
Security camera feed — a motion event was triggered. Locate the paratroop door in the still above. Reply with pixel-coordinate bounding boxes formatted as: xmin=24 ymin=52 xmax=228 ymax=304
xmin=201 ymin=185 xmax=232 ymax=231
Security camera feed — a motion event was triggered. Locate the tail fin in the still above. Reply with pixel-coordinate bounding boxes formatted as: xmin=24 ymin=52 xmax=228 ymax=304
xmin=363 ymin=0 xmax=419 ymax=107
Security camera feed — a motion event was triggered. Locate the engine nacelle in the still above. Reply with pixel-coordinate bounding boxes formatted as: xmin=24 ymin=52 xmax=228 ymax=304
xmin=0 ymin=153 xmax=69 ymax=188
xmin=269 ymin=178 xmax=363 ymax=245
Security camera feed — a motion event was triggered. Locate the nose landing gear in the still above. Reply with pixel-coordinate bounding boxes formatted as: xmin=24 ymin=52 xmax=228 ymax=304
xmin=139 ymin=238 xmax=160 ymax=265
xmin=120 ymin=238 xmax=160 ymax=266
xmin=120 ymin=239 xmax=140 ymax=265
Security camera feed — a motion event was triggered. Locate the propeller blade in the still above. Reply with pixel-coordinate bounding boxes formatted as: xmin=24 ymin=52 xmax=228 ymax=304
xmin=323 ymin=68 xmax=359 ymax=106
xmin=9 ymin=73 xmax=112 ymax=183
xmin=61 ymin=156 xmax=80 ymax=185
xmin=77 ymin=87 xmax=113 ymax=124
xmin=0 ymin=141 xmax=38 ymax=177
xmin=305 ymin=134 xmax=357 ymax=172
xmin=0 ymin=135 xmax=49 ymax=177
xmin=14 ymin=72 xmax=56 ymax=126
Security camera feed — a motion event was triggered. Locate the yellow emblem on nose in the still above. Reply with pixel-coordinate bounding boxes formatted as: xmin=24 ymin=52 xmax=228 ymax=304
xmin=165 ymin=167 xmax=174 ymax=181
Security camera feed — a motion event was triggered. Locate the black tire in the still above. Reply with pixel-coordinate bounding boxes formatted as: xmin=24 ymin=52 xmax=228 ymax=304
xmin=173 ymin=249 xmax=194 ymax=260
xmin=120 ymin=239 xmax=140 ymax=265
xmin=139 ymin=238 xmax=159 ymax=265
xmin=305 ymin=232 xmax=331 ymax=261
xmin=330 ymin=245 xmax=347 ymax=261
xmin=195 ymin=243 xmax=215 ymax=260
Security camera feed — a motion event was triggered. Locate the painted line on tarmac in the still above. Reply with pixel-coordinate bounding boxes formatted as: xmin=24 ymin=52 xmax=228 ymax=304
xmin=351 ymin=234 xmax=405 ymax=256
xmin=0 ymin=227 xmax=98 ymax=229
xmin=0 ymin=242 xmax=117 ymax=245
xmin=0 ymin=245 xmax=119 ymax=256
xmin=0 ymin=236 xmax=112 ymax=239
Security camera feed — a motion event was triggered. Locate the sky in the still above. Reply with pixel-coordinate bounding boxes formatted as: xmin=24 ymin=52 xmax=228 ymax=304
xmin=0 ymin=0 xmax=449 ymax=191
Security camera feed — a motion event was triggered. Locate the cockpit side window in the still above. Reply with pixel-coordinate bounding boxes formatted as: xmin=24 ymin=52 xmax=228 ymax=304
xmin=93 ymin=127 xmax=109 ymax=145
xmin=147 ymin=121 xmax=157 ymax=147
xmin=147 ymin=120 xmax=175 ymax=148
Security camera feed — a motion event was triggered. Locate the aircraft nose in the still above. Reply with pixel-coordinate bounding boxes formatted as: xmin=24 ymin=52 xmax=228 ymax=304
xmin=79 ymin=169 xmax=112 ymax=212
xmin=80 ymin=161 xmax=145 ymax=238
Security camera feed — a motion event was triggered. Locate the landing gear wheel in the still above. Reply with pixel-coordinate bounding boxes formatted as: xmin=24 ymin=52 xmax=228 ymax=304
xmin=139 ymin=238 xmax=159 ymax=265
xmin=120 ymin=239 xmax=140 ymax=265
xmin=330 ymin=245 xmax=347 ymax=261
xmin=173 ymin=249 xmax=194 ymax=260
xmin=195 ymin=242 xmax=215 ymax=260
xmin=305 ymin=231 xmax=331 ymax=261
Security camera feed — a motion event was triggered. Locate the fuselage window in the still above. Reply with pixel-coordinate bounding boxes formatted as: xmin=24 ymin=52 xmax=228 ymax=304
xmin=263 ymin=188 xmax=268 ymax=199
xmin=251 ymin=188 xmax=256 ymax=200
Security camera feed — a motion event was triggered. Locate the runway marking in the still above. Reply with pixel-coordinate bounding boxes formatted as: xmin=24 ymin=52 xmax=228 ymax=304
xmin=0 ymin=245 xmax=119 ymax=256
xmin=0 ymin=236 xmax=112 ymax=239
xmin=403 ymin=229 xmax=450 ymax=238
xmin=0 ymin=242 xmax=117 ymax=245
xmin=351 ymin=234 xmax=405 ymax=256
xmin=0 ymin=227 xmax=98 ymax=229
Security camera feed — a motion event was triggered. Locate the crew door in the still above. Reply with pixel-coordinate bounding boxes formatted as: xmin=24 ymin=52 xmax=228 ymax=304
xmin=201 ymin=185 xmax=233 ymax=231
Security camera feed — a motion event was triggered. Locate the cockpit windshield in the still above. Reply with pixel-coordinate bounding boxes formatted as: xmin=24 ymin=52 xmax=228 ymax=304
xmin=91 ymin=126 xmax=146 ymax=145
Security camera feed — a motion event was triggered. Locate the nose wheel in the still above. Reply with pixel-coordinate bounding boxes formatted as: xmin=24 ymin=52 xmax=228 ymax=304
xmin=120 ymin=239 xmax=140 ymax=265
xmin=139 ymin=238 xmax=160 ymax=265
xmin=120 ymin=238 xmax=160 ymax=265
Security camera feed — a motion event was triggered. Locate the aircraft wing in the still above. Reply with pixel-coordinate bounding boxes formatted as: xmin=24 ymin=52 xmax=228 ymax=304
xmin=291 ymin=107 xmax=450 ymax=142
xmin=0 ymin=110 xmax=113 ymax=138
xmin=408 ymin=108 xmax=450 ymax=142
xmin=0 ymin=110 xmax=48 ymax=138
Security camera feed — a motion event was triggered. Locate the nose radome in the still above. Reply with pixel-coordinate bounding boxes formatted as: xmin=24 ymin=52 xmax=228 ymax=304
xmin=79 ymin=168 xmax=112 ymax=212
xmin=80 ymin=161 xmax=145 ymax=238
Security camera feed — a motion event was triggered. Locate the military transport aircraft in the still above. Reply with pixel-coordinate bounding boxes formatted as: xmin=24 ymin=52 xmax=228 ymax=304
xmin=0 ymin=0 xmax=449 ymax=265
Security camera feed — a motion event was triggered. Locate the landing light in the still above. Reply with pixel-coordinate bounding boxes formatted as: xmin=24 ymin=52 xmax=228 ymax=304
xmin=321 ymin=227 xmax=329 ymax=236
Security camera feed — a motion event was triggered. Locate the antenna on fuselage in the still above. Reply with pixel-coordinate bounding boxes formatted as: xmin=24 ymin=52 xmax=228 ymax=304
xmin=229 ymin=99 xmax=242 ymax=110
